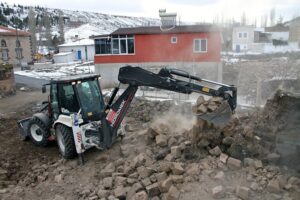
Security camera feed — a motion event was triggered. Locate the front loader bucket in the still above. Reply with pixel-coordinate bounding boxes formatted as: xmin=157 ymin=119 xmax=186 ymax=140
xmin=17 ymin=117 xmax=31 ymax=141
xmin=196 ymin=101 xmax=232 ymax=127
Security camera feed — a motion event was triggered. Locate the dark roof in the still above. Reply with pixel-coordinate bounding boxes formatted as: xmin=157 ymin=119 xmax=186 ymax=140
xmin=284 ymin=16 xmax=300 ymax=26
xmin=91 ymin=25 xmax=219 ymax=38
xmin=50 ymin=74 xmax=100 ymax=83
xmin=0 ymin=25 xmax=30 ymax=36
xmin=265 ymin=24 xmax=289 ymax=32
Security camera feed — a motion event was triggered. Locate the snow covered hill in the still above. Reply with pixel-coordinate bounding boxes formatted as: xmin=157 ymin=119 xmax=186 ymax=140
xmin=0 ymin=2 xmax=160 ymax=42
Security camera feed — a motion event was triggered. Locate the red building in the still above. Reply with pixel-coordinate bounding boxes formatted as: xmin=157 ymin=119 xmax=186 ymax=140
xmin=91 ymin=25 xmax=222 ymax=87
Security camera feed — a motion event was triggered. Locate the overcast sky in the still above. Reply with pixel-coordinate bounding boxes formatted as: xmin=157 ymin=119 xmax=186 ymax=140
xmin=5 ymin=0 xmax=300 ymax=24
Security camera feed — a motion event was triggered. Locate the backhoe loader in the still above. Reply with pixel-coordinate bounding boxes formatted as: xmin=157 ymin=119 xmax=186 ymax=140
xmin=17 ymin=65 xmax=237 ymax=161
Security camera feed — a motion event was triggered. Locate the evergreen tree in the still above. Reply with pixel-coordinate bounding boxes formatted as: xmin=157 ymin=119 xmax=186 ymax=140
xmin=277 ymin=15 xmax=284 ymax=24
xmin=52 ymin=34 xmax=59 ymax=47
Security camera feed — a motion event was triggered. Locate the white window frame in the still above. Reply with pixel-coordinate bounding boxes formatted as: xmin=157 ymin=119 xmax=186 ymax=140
xmin=243 ymin=32 xmax=248 ymax=38
xmin=193 ymin=39 xmax=207 ymax=53
xmin=114 ymin=35 xmax=135 ymax=55
xmin=171 ymin=36 xmax=177 ymax=44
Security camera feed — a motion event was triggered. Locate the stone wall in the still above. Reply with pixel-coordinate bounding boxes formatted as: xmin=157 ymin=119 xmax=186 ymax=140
xmin=0 ymin=64 xmax=15 ymax=97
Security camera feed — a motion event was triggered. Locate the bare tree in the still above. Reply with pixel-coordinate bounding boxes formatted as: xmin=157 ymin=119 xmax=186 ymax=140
xmin=43 ymin=10 xmax=52 ymax=47
xmin=254 ymin=17 xmax=257 ymax=27
xmin=58 ymin=10 xmax=65 ymax=44
xmin=28 ymin=7 xmax=37 ymax=54
xmin=213 ymin=15 xmax=219 ymax=24
xmin=270 ymin=8 xmax=276 ymax=26
xmin=241 ymin=11 xmax=246 ymax=26
xmin=261 ymin=14 xmax=268 ymax=27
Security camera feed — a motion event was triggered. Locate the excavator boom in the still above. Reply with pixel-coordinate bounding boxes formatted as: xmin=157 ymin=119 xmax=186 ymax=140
xmin=118 ymin=66 xmax=237 ymax=111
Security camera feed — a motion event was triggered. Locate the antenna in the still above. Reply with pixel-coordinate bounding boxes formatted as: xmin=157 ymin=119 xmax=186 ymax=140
xmin=159 ymin=9 xmax=177 ymax=31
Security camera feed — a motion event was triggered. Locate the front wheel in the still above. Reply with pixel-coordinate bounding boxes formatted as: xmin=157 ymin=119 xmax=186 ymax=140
xmin=56 ymin=124 xmax=77 ymax=159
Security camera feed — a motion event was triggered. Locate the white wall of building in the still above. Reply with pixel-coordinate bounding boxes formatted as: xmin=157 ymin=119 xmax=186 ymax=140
xmin=232 ymin=26 xmax=255 ymax=52
xmin=53 ymin=52 xmax=74 ymax=63
xmin=268 ymin=32 xmax=289 ymax=41
xmin=59 ymin=45 xmax=94 ymax=61
xmin=263 ymin=42 xmax=298 ymax=53
xmin=232 ymin=26 xmax=298 ymax=53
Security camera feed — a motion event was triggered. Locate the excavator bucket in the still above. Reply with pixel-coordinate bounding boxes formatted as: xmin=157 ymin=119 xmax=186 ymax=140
xmin=196 ymin=101 xmax=233 ymax=127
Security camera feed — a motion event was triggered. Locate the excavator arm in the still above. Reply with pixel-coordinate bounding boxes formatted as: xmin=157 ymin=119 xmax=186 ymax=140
xmin=101 ymin=66 xmax=237 ymax=149
xmin=118 ymin=66 xmax=237 ymax=111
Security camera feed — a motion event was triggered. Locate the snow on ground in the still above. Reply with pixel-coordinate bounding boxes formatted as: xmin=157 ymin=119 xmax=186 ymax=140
xmin=15 ymin=63 xmax=95 ymax=80
xmin=64 ymin=24 xmax=112 ymax=42
xmin=221 ymin=57 xmax=240 ymax=64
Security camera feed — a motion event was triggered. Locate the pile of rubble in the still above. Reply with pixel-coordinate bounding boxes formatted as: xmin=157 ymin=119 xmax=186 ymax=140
xmin=192 ymin=96 xmax=223 ymax=114
xmin=82 ymin=94 xmax=299 ymax=199
xmin=127 ymin=98 xmax=173 ymax=122
xmin=1 ymin=92 xmax=299 ymax=200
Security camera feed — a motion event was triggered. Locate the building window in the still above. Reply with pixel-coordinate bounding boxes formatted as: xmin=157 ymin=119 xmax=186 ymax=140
xmin=15 ymin=40 xmax=23 ymax=59
xmin=171 ymin=36 xmax=177 ymax=44
xmin=95 ymin=35 xmax=135 ymax=55
xmin=127 ymin=38 xmax=134 ymax=54
xmin=95 ymin=38 xmax=111 ymax=54
xmin=194 ymin=39 xmax=207 ymax=53
xmin=238 ymin=32 xmax=248 ymax=39
xmin=1 ymin=40 xmax=9 ymax=61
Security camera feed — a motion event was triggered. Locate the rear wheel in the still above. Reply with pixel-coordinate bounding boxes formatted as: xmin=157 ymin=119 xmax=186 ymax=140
xmin=28 ymin=117 xmax=50 ymax=146
xmin=56 ymin=124 xmax=77 ymax=159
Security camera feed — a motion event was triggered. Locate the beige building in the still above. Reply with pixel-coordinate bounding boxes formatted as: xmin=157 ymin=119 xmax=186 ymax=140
xmin=288 ymin=17 xmax=300 ymax=47
xmin=0 ymin=26 xmax=31 ymax=96
xmin=0 ymin=25 xmax=31 ymax=67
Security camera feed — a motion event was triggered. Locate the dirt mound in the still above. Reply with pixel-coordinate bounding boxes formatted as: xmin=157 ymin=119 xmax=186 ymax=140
xmin=0 ymin=118 xmax=59 ymax=189
xmin=255 ymin=90 xmax=300 ymax=170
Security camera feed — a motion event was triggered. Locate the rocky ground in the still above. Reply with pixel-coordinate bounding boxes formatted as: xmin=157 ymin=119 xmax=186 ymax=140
xmin=0 ymin=90 xmax=299 ymax=200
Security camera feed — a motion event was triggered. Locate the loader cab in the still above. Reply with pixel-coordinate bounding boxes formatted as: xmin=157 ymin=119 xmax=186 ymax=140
xmin=50 ymin=75 xmax=105 ymax=122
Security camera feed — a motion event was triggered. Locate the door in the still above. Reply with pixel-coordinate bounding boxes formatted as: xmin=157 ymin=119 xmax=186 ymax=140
xmin=77 ymin=50 xmax=82 ymax=60
xmin=236 ymin=45 xmax=240 ymax=52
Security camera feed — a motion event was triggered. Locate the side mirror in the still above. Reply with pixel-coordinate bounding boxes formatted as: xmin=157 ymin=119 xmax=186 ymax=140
xmin=42 ymin=85 xmax=46 ymax=93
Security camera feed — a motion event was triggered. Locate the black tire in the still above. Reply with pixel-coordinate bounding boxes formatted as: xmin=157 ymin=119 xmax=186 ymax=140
xmin=28 ymin=117 xmax=50 ymax=146
xmin=19 ymin=131 xmax=28 ymax=141
xmin=56 ymin=124 xmax=77 ymax=159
